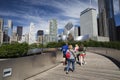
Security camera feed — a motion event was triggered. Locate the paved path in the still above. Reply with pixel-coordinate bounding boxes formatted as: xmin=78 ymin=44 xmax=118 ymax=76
xmin=26 ymin=52 xmax=120 ymax=80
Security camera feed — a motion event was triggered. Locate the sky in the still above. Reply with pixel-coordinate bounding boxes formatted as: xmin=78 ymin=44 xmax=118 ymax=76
xmin=0 ymin=0 xmax=120 ymax=35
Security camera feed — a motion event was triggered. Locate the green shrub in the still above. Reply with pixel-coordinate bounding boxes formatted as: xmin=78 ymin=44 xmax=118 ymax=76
xmin=46 ymin=42 xmax=59 ymax=48
xmin=0 ymin=43 xmax=28 ymax=58
xmin=0 ymin=40 xmax=120 ymax=58
xmin=29 ymin=43 xmax=38 ymax=49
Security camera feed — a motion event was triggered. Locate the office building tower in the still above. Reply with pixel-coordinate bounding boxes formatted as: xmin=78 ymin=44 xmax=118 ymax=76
xmin=37 ymin=30 xmax=44 ymax=44
xmin=65 ymin=22 xmax=73 ymax=31
xmin=80 ymin=8 xmax=98 ymax=41
xmin=65 ymin=22 xmax=73 ymax=34
xmin=17 ymin=26 xmax=23 ymax=41
xmin=98 ymin=0 xmax=116 ymax=41
xmin=73 ymin=25 xmax=81 ymax=40
xmin=67 ymin=26 xmax=74 ymax=41
xmin=29 ymin=22 xmax=36 ymax=44
xmin=12 ymin=31 xmax=18 ymax=42
xmin=8 ymin=20 xmax=13 ymax=43
xmin=3 ymin=27 xmax=10 ymax=43
xmin=23 ymin=33 xmax=29 ymax=43
xmin=0 ymin=19 xmax=3 ymax=44
xmin=116 ymin=26 xmax=120 ymax=41
xmin=62 ymin=22 xmax=74 ymax=41
xmin=74 ymin=25 xmax=80 ymax=36
xmin=49 ymin=19 xmax=57 ymax=42
xmin=0 ymin=19 xmax=3 ymax=31
xmin=44 ymin=34 xmax=49 ymax=44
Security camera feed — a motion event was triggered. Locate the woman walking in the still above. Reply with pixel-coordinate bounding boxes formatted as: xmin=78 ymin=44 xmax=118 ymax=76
xmin=65 ymin=45 xmax=75 ymax=74
xmin=74 ymin=44 xmax=80 ymax=62
xmin=79 ymin=44 xmax=86 ymax=66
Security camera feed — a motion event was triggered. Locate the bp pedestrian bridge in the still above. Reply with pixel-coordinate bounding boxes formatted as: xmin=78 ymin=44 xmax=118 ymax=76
xmin=0 ymin=47 xmax=120 ymax=80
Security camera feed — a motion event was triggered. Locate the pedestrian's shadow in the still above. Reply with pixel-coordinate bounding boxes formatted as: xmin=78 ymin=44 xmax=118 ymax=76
xmin=64 ymin=67 xmax=73 ymax=71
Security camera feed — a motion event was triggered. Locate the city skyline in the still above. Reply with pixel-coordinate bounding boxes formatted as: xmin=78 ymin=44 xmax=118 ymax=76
xmin=0 ymin=0 xmax=120 ymax=35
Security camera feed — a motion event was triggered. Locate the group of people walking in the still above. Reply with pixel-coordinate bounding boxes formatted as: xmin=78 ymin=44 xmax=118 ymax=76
xmin=61 ymin=43 xmax=87 ymax=74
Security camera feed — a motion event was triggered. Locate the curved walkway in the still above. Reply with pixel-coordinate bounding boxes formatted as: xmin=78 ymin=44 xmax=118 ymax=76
xmin=26 ymin=52 xmax=120 ymax=80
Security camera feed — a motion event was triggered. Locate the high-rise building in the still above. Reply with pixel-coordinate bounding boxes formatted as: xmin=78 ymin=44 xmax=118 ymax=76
xmin=37 ymin=30 xmax=44 ymax=44
xmin=0 ymin=19 xmax=3 ymax=44
xmin=12 ymin=30 xmax=18 ymax=42
xmin=29 ymin=22 xmax=36 ymax=44
xmin=65 ymin=22 xmax=73 ymax=31
xmin=49 ymin=19 xmax=57 ymax=42
xmin=98 ymin=0 xmax=116 ymax=41
xmin=8 ymin=20 xmax=13 ymax=43
xmin=17 ymin=26 xmax=23 ymax=41
xmin=3 ymin=27 xmax=10 ymax=43
xmin=24 ymin=33 xmax=29 ymax=43
xmin=62 ymin=22 xmax=74 ymax=41
xmin=116 ymin=26 xmax=120 ymax=41
xmin=44 ymin=34 xmax=49 ymax=44
xmin=80 ymin=8 xmax=98 ymax=41
xmin=73 ymin=25 xmax=80 ymax=40
xmin=74 ymin=25 xmax=80 ymax=36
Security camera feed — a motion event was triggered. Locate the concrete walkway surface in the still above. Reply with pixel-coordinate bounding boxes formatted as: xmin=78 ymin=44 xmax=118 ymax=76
xmin=26 ymin=52 xmax=120 ymax=80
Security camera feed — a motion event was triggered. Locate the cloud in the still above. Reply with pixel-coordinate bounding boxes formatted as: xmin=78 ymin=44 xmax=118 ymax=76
xmin=0 ymin=11 xmax=21 ymax=18
xmin=1 ymin=0 xmax=119 ymax=35
xmin=6 ymin=0 xmax=84 ymax=34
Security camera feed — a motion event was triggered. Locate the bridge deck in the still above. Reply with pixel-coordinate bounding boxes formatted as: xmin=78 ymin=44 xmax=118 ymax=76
xmin=26 ymin=52 xmax=120 ymax=80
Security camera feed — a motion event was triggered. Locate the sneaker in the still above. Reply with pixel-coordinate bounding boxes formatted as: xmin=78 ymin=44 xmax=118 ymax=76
xmin=71 ymin=69 xmax=74 ymax=72
xmin=66 ymin=71 xmax=69 ymax=74
xmin=82 ymin=62 xmax=84 ymax=65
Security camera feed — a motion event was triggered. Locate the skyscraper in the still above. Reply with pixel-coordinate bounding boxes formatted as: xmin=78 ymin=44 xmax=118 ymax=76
xmin=8 ymin=20 xmax=13 ymax=43
xmin=3 ymin=27 xmax=9 ymax=43
xmin=49 ymin=19 xmax=57 ymax=42
xmin=12 ymin=30 xmax=18 ymax=42
xmin=37 ymin=30 xmax=44 ymax=44
xmin=74 ymin=25 xmax=80 ymax=38
xmin=98 ymin=0 xmax=116 ymax=41
xmin=62 ymin=22 xmax=74 ymax=41
xmin=17 ymin=26 xmax=23 ymax=41
xmin=116 ymin=26 xmax=120 ymax=41
xmin=0 ymin=19 xmax=3 ymax=44
xmin=29 ymin=22 xmax=36 ymax=44
xmin=80 ymin=8 xmax=98 ymax=41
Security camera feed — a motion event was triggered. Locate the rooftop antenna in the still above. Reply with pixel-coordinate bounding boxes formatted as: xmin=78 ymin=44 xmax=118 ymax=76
xmin=90 ymin=0 xmax=92 ymax=8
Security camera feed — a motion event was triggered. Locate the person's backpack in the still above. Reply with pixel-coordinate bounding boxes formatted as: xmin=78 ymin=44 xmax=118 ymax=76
xmin=78 ymin=47 xmax=83 ymax=51
xmin=66 ymin=50 xmax=76 ymax=59
xmin=66 ymin=52 xmax=70 ymax=59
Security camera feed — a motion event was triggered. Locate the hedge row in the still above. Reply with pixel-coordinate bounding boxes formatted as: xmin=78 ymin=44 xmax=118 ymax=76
xmin=46 ymin=41 xmax=120 ymax=50
xmin=0 ymin=41 xmax=120 ymax=58
xmin=0 ymin=43 xmax=28 ymax=58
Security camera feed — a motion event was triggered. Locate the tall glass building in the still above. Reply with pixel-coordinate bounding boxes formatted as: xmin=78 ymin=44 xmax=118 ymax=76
xmin=37 ymin=30 xmax=44 ymax=44
xmin=29 ymin=22 xmax=36 ymax=44
xmin=3 ymin=27 xmax=9 ymax=43
xmin=80 ymin=8 xmax=98 ymax=41
xmin=8 ymin=20 xmax=13 ymax=43
xmin=49 ymin=19 xmax=57 ymax=42
xmin=17 ymin=26 xmax=23 ymax=41
xmin=0 ymin=19 xmax=3 ymax=44
xmin=98 ymin=0 xmax=116 ymax=41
